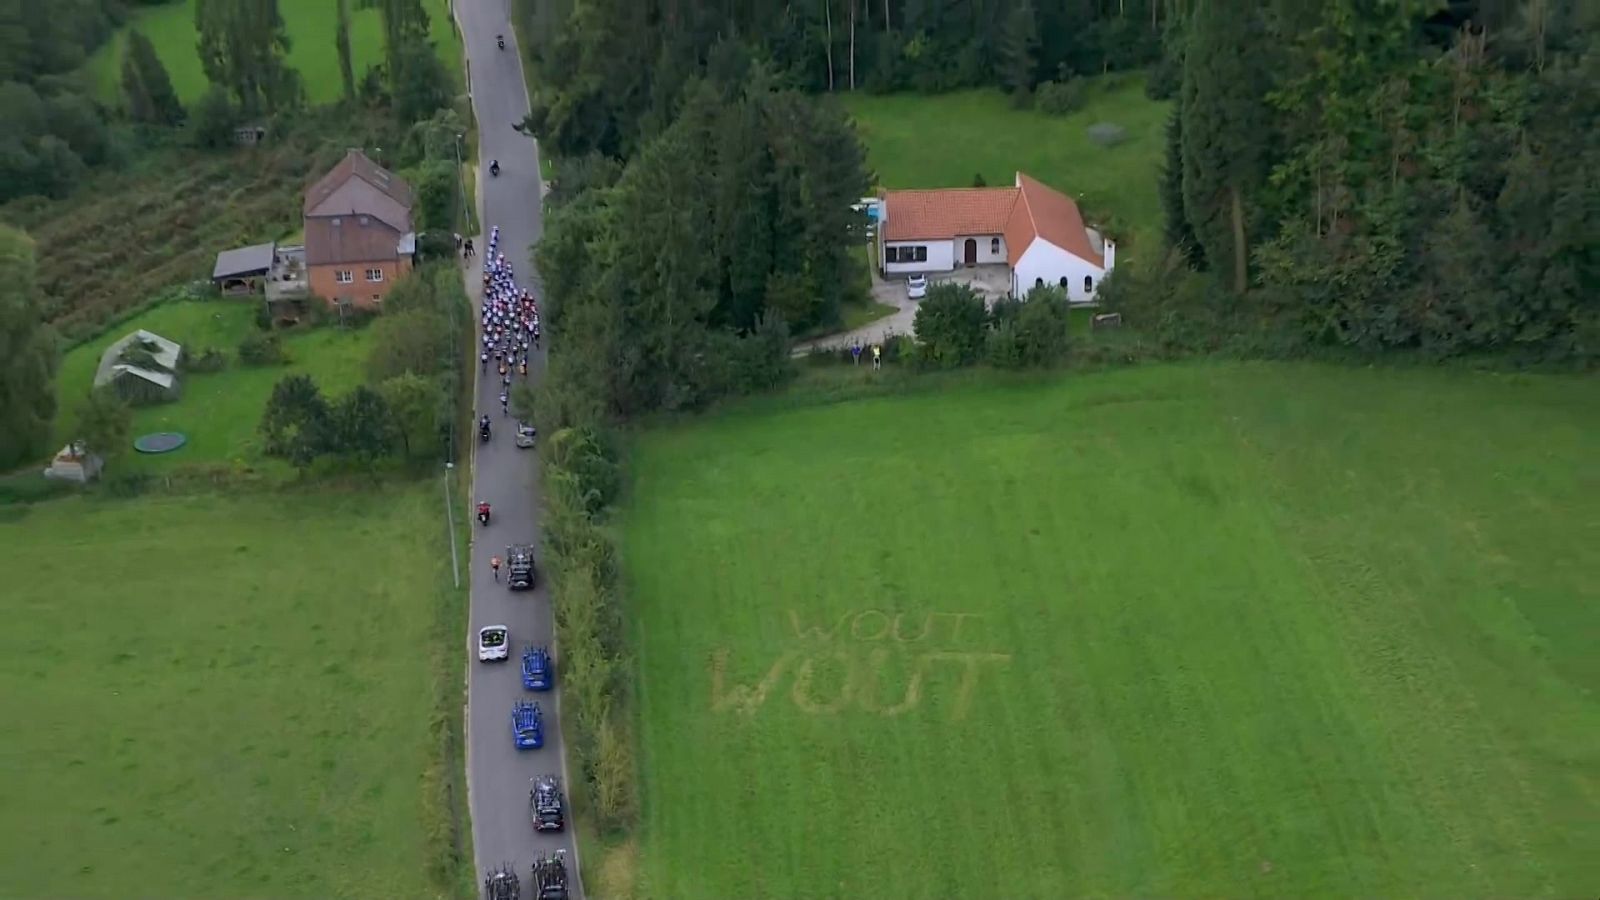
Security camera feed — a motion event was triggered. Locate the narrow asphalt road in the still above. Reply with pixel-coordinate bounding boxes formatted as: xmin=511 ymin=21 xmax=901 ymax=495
xmin=454 ymin=1 xmax=582 ymax=895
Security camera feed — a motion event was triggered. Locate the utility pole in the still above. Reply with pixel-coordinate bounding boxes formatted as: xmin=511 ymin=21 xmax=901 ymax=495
xmin=443 ymin=461 xmax=460 ymax=588
xmin=454 ymin=133 xmax=475 ymax=234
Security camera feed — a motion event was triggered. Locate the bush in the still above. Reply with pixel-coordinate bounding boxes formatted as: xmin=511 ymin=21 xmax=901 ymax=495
xmin=238 ymin=332 xmax=287 ymax=366
xmin=912 ymin=283 xmax=989 ymax=369
xmin=187 ymin=346 xmax=228 ymax=372
xmin=187 ymin=86 xmax=236 ymax=150
xmin=1035 ymin=79 xmax=1087 ymax=116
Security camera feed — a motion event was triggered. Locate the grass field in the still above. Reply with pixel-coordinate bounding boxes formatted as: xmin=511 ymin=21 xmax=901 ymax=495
xmin=53 ymin=300 xmax=372 ymax=473
xmin=0 ymin=484 xmax=455 ymax=897
xmin=82 ymin=0 xmax=460 ymax=107
xmin=621 ymin=362 xmax=1600 ymax=898
xmin=843 ymin=76 xmax=1167 ymax=254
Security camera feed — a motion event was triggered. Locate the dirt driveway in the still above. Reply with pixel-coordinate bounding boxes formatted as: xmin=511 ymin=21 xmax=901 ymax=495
xmin=794 ymin=264 xmax=1012 ymax=354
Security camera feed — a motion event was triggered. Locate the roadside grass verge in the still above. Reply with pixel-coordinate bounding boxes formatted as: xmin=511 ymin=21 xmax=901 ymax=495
xmin=0 ymin=484 xmax=458 ymax=897
xmin=619 ymin=360 xmax=1600 ymax=898
xmin=843 ymin=75 xmax=1168 ymax=255
xmin=81 ymin=0 xmax=460 ymax=106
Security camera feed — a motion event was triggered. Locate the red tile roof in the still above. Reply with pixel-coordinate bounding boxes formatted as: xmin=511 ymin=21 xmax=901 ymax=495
xmin=882 ymin=188 xmax=1020 ymax=241
xmin=1007 ymin=172 xmax=1102 ymax=267
xmin=882 ymin=173 xmax=1102 ymax=267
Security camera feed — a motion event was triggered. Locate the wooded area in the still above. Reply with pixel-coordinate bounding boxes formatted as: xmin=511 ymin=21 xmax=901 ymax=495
xmin=523 ymin=0 xmax=1597 ymax=365
xmin=1151 ymin=0 xmax=1598 ymax=361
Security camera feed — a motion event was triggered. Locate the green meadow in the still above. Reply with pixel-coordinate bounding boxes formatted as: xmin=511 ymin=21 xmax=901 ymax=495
xmin=621 ymin=362 xmax=1599 ymax=898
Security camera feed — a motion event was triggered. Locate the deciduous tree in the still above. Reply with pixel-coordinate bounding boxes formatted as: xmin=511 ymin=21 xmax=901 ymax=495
xmin=72 ymin=386 xmax=132 ymax=460
xmin=259 ymin=373 xmax=332 ymax=472
xmin=378 ymin=372 xmax=442 ymax=458
xmin=0 ymin=224 xmax=59 ymax=469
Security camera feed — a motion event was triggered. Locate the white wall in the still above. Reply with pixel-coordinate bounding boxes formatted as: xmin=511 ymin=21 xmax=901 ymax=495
xmin=883 ymin=239 xmax=956 ymax=275
xmin=1012 ymin=239 xmax=1106 ymax=303
xmin=955 ymin=234 xmax=1007 ymax=266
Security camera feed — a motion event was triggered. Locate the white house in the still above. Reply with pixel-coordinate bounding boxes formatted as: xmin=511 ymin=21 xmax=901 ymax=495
xmin=876 ymin=172 xmax=1116 ymax=303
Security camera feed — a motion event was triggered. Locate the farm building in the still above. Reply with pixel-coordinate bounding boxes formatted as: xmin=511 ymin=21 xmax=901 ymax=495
xmin=212 ymin=242 xmax=277 ymax=296
xmin=95 ymin=329 xmax=183 ymax=405
xmin=877 ymin=172 xmax=1117 ymax=303
xmin=302 ymin=150 xmax=417 ymax=309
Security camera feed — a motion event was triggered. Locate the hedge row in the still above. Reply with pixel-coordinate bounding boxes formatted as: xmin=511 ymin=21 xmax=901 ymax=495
xmin=535 ymin=420 xmax=638 ymax=833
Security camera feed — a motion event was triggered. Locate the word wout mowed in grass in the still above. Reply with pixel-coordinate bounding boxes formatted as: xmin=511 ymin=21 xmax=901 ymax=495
xmin=709 ymin=609 xmax=1012 ymax=720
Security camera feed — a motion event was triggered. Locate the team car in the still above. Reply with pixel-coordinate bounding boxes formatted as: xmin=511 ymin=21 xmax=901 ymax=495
xmin=478 ymin=625 xmax=510 ymax=662
xmin=529 ymin=774 xmax=565 ymax=831
xmin=506 ymin=543 xmax=537 ymax=591
xmin=511 ymin=700 xmax=544 ymax=750
xmin=521 ymin=645 xmax=554 ymax=691
xmin=531 ymin=851 xmax=569 ymax=900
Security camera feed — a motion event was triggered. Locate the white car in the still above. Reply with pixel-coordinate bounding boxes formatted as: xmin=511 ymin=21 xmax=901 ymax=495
xmin=478 ymin=625 xmax=510 ymax=662
xmin=907 ymin=275 xmax=928 ymax=299
xmin=515 ymin=422 xmax=537 ymax=449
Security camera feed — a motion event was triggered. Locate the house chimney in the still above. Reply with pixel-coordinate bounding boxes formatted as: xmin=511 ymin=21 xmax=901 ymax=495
xmin=1104 ymin=239 xmax=1117 ymax=272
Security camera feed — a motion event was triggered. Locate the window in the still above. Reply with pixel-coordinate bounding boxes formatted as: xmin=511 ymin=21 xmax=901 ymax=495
xmin=359 ymin=215 xmax=370 ymax=226
xmin=990 ymin=237 xmax=1000 ymax=254
xmin=335 ymin=270 xmax=354 ymax=284
xmin=1034 ymin=277 xmax=1044 ymax=288
xmin=1059 ymin=276 xmax=1069 ymax=288
xmin=366 ymin=268 xmax=384 ymax=283
xmin=1084 ymin=275 xmax=1095 ymax=293
xmin=331 ymin=217 xmax=341 ymax=227
xmin=886 ymin=245 xmax=928 ymax=264
xmin=913 ymin=246 xmax=928 ymax=263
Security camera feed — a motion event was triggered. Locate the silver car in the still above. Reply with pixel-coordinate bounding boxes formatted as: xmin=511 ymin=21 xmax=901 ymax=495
xmin=515 ymin=422 xmax=536 ymax=449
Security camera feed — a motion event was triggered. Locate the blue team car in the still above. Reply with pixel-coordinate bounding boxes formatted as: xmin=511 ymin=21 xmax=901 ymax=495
xmin=511 ymin=701 xmax=544 ymax=750
xmin=521 ymin=645 xmax=554 ymax=691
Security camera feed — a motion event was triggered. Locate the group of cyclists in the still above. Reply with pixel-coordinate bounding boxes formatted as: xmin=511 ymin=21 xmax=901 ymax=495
xmin=477 ymin=222 xmax=541 ymax=535
xmin=478 ymin=224 xmax=541 ymax=417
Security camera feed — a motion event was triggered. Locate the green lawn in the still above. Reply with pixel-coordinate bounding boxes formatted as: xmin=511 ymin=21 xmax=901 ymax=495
xmin=83 ymin=0 xmax=460 ymax=106
xmin=621 ymin=362 xmax=1600 ymax=898
xmin=56 ymin=300 xmax=373 ymax=473
xmin=843 ymin=76 xmax=1168 ymax=255
xmin=0 ymin=485 xmax=454 ymax=897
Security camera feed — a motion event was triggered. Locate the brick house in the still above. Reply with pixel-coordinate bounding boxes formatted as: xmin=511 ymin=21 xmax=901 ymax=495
xmin=303 ymin=150 xmax=416 ymax=308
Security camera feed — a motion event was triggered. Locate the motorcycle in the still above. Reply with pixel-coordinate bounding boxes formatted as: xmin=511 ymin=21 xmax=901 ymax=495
xmin=497 ymin=34 xmax=505 ymax=50
xmin=477 ymin=506 xmax=491 ymax=526
xmin=490 ymin=160 xmax=500 ymax=178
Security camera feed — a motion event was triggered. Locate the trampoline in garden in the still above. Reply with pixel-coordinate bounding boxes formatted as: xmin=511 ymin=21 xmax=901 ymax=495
xmin=133 ymin=432 xmax=188 ymax=454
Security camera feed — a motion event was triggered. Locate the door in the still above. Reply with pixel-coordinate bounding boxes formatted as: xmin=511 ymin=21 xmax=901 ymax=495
xmin=963 ymin=238 xmax=978 ymax=266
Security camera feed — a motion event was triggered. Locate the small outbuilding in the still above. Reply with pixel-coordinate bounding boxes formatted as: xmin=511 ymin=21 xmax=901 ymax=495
xmin=95 ymin=329 xmax=183 ymax=405
xmin=213 ymin=241 xmax=277 ymax=295
xmin=44 ymin=443 xmax=103 ymax=483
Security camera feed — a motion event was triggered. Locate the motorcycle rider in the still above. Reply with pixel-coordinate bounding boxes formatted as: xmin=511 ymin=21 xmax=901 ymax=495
xmin=477 ymin=500 xmax=491 ymax=524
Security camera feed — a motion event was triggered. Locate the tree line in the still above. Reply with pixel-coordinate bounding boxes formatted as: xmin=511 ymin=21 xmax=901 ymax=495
xmin=1129 ymin=0 xmax=1599 ymax=362
xmin=0 ymin=0 xmax=454 ymax=204
xmin=534 ymin=66 xmax=868 ymax=420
